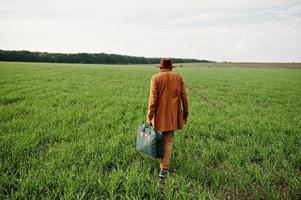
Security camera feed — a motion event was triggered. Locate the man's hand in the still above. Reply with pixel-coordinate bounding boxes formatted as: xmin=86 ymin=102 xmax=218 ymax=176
xmin=146 ymin=121 xmax=153 ymax=126
xmin=183 ymin=111 xmax=188 ymax=124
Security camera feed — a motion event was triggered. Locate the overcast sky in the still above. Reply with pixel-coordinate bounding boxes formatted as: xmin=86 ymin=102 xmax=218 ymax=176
xmin=1 ymin=0 xmax=301 ymax=62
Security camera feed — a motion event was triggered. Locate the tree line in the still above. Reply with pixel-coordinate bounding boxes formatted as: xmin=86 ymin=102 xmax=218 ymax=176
xmin=0 ymin=50 xmax=212 ymax=64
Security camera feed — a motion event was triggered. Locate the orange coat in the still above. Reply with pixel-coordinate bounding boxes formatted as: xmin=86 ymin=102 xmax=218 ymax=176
xmin=147 ymin=69 xmax=189 ymax=132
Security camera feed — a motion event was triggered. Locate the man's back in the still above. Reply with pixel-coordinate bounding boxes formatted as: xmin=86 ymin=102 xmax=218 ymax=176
xmin=148 ymin=70 xmax=188 ymax=132
xmin=153 ymin=71 xmax=182 ymax=96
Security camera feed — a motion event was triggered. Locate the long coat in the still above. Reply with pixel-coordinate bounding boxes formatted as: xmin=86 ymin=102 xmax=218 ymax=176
xmin=147 ymin=69 xmax=189 ymax=132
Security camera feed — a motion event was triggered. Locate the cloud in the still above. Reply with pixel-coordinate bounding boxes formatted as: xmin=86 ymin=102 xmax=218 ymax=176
xmin=0 ymin=0 xmax=300 ymax=61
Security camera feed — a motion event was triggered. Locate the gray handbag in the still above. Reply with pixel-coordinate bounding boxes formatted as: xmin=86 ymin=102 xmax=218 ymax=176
xmin=136 ymin=123 xmax=163 ymax=159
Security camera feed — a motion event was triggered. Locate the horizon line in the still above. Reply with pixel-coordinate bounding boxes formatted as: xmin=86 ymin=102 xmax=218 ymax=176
xmin=1 ymin=48 xmax=300 ymax=63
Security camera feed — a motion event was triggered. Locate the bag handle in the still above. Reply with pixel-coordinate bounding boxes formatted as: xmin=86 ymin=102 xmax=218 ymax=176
xmin=146 ymin=122 xmax=153 ymax=127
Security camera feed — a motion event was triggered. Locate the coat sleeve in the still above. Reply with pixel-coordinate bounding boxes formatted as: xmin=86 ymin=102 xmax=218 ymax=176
xmin=180 ymin=78 xmax=189 ymax=118
xmin=147 ymin=76 xmax=158 ymax=122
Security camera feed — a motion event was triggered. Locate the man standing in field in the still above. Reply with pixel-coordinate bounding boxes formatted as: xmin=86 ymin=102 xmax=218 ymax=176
xmin=147 ymin=58 xmax=189 ymax=178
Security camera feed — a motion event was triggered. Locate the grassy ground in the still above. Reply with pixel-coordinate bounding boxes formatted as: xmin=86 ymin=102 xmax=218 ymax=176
xmin=0 ymin=62 xmax=300 ymax=199
xmin=179 ymin=62 xmax=301 ymax=69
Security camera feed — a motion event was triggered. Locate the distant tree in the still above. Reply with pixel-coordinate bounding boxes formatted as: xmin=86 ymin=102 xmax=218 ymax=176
xmin=0 ymin=50 xmax=214 ymax=64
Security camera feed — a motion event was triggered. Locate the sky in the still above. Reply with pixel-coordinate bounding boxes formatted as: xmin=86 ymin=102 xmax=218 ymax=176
xmin=1 ymin=0 xmax=301 ymax=62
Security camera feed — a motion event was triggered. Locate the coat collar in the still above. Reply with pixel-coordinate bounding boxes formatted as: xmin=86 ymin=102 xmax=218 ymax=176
xmin=160 ymin=68 xmax=172 ymax=72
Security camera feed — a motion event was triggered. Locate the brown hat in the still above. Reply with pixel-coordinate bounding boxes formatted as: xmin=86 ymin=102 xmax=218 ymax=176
xmin=158 ymin=58 xmax=176 ymax=68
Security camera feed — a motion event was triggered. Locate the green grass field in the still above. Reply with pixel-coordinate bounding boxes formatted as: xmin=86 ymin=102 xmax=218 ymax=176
xmin=1 ymin=62 xmax=300 ymax=199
